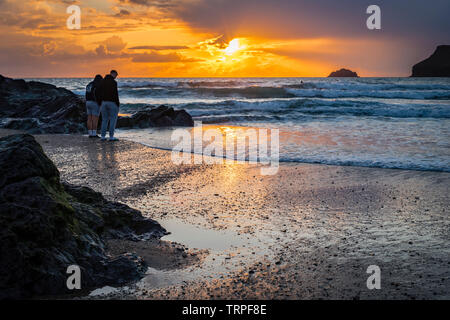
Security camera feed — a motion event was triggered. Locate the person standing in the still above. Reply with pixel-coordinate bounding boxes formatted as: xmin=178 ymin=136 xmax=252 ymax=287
xmin=99 ymin=70 xmax=120 ymax=141
xmin=85 ymin=74 xmax=103 ymax=138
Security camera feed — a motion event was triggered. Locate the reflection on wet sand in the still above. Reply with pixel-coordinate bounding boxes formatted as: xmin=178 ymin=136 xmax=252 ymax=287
xmin=26 ymin=133 xmax=450 ymax=299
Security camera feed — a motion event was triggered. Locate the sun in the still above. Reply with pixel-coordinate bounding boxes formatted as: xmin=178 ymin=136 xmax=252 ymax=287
xmin=224 ymin=38 xmax=243 ymax=55
xmin=202 ymin=37 xmax=253 ymax=71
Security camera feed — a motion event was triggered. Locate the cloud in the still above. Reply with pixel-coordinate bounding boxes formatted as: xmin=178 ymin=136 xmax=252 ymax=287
xmin=1 ymin=0 xmax=449 ymax=77
xmin=102 ymin=36 xmax=127 ymax=52
xmin=128 ymin=45 xmax=189 ymax=50
xmin=165 ymin=0 xmax=450 ymax=41
xmin=0 ymin=0 xmax=57 ymax=30
xmin=128 ymin=46 xmax=189 ymax=51
xmin=119 ymin=0 xmax=176 ymax=9
xmin=130 ymin=51 xmax=198 ymax=63
xmin=112 ymin=0 xmax=448 ymax=63
xmin=114 ymin=9 xmax=131 ymax=17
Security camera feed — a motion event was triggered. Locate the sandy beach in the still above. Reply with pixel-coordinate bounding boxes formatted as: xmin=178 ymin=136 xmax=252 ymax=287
xmin=1 ymin=129 xmax=447 ymax=300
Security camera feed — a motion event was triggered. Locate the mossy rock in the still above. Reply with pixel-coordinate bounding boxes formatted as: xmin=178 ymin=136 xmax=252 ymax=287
xmin=0 ymin=134 xmax=166 ymax=299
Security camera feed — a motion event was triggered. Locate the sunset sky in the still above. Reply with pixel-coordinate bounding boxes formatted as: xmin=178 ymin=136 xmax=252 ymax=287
xmin=0 ymin=0 xmax=449 ymax=77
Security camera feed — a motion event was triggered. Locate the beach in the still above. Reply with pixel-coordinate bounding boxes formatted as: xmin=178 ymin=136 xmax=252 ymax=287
xmin=2 ymin=129 xmax=447 ymax=299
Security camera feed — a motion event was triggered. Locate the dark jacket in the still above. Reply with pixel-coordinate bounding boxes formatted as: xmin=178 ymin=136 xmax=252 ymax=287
xmin=85 ymin=79 xmax=102 ymax=105
xmin=99 ymin=75 xmax=120 ymax=107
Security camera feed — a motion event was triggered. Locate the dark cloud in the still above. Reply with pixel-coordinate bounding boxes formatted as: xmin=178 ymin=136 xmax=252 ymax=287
xmin=118 ymin=0 xmax=176 ymax=9
xmin=164 ymin=0 xmax=450 ymax=43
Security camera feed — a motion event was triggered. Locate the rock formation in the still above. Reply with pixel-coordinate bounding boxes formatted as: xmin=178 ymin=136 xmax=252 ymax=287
xmin=328 ymin=68 xmax=359 ymax=77
xmin=117 ymin=105 xmax=194 ymax=128
xmin=0 ymin=75 xmax=86 ymax=133
xmin=0 ymin=75 xmax=195 ymax=133
xmin=0 ymin=134 xmax=167 ymax=299
xmin=411 ymin=45 xmax=450 ymax=77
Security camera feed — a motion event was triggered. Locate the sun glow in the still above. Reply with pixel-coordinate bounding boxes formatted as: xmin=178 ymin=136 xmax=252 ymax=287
xmin=195 ymin=36 xmax=324 ymax=76
xmin=224 ymin=38 xmax=244 ymax=55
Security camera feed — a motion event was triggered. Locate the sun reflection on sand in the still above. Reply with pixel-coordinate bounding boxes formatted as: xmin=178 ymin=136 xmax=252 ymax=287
xmin=220 ymin=159 xmax=241 ymax=187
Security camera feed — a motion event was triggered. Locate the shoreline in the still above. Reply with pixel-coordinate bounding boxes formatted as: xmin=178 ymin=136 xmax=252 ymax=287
xmin=0 ymin=129 xmax=448 ymax=299
xmin=112 ymin=125 xmax=450 ymax=174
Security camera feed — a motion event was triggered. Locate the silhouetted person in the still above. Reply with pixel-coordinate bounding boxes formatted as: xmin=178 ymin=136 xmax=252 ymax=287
xmin=99 ymin=70 xmax=120 ymax=141
xmin=85 ymin=74 xmax=103 ymax=138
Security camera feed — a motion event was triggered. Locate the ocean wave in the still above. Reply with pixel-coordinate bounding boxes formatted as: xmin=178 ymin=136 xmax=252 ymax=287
xmin=118 ymin=79 xmax=260 ymax=89
xmin=115 ymin=78 xmax=450 ymax=100
xmin=177 ymin=80 xmax=259 ymax=88
xmin=275 ymin=156 xmax=450 ymax=172
xmin=285 ymin=88 xmax=450 ymax=100
xmin=118 ymin=80 xmax=179 ymax=88
xmin=282 ymin=81 xmax=450 ymax=91
xmin=120 ymin=84 xmax=450 ymax=100
xmin=177 ymin=99 xmax=450 ymax=120
xmin=194 ymin=115 xmax=274 ymax=124
xmin=193 ymin=87 xmax=295 ymax=99
xmin=118 ymin=78 xmax=450 ymax=90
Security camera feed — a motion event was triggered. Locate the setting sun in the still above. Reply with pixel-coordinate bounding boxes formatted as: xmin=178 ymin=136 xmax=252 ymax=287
xmin=224 ymin=38 xmax=244 ymax=55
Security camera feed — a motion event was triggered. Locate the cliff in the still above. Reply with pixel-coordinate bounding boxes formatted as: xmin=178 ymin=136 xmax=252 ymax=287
xmin=411 ymin=45 xmax=450 ymax=77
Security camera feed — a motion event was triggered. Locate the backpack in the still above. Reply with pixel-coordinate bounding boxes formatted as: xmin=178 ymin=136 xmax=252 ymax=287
xmin=86 ymin=81 xmax=97 ymax=101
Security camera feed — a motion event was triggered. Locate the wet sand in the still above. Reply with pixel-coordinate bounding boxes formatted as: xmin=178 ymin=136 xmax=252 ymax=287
xmin=1 ymin=129 xmax=448 ymax=299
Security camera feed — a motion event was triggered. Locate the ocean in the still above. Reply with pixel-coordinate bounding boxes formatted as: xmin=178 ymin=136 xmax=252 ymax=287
xmin=31 ymin=77 xmax=450 ymax=172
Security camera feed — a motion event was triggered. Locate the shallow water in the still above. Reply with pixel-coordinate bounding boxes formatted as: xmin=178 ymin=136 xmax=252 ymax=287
xmin=160 ymin=218 xmax=250 ymax=251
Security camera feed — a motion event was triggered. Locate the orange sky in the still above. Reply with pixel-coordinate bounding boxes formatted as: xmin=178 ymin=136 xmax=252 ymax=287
xmin=0 ymin=0 xmax=448 ymax=77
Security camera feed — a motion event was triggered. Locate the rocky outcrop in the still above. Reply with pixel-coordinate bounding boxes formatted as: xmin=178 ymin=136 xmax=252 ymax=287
xmin=0 ymin=134 xmax=167 ymax=299
xmin=0 ymin=75 xmax=195 ymax=133
xmin=0 ymin=75 xmax=86 ymax=134
xmin=328 ymin=68 xmax=359 ymax=77
xmin=411 ymin=45 xmax=450 ymax=77
xmin=117 ymin=105 xmax=194 ymax=128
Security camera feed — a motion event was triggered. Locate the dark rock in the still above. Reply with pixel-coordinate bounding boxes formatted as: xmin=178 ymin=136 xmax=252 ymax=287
xmin=116 ymin=105 xmax=194 ymax=129
xmin=411 ymin=45 xmax=450 ymax=77
xmin=2 ymin=118 xmax=42 ymax=131
xmin=154 ymin=115 xmax=175 ymax=127
xmin=0 ymin=75 xmax=87 ymax=134
xmin=152 ymin=105 xmax=176 ymax=119
xmin=0 ymin=75 xmax=194 ymax=133
xmin=328 ymin=68 xmax=359 ymax=77
xmin=174 ymin=110 xmax=195 ymax=127
xmin=0 ymin=134 xmax=167 ymax=299
xmin=101 ymin=253 xmax=147 ymax=285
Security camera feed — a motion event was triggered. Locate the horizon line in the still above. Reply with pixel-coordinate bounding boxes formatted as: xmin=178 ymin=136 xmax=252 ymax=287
xmin=10 ymin=75 xmax=413 ymax=79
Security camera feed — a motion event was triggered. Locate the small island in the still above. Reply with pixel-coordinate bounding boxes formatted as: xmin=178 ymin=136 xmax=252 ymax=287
xmin=411 ymin=45 xmax=450 ymax=77
xmin=327 ymin=68 xmax=359 ymax=78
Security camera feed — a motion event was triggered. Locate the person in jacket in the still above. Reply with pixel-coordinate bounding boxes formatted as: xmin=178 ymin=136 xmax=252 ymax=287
xmin=85 ymin=74 xmax=103 ymax=138
xmin=99 ymin=70 xmax=120 ymax=141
